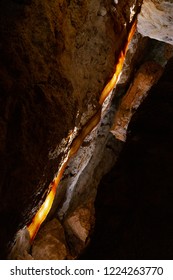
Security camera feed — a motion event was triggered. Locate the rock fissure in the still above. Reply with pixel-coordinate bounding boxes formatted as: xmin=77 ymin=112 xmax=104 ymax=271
xmin=27 ymin=19 xmax=137 ymax=244
xmin=0 ymin=0 xmax=173 ymax=260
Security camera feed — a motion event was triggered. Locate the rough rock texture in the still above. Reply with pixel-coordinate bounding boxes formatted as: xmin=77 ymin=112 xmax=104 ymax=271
xmin=57 ymin=101 xmax=120 ymax=219
xmin=54 ymin=29 xmax=149 ymax=222
xmin=31 ymin=218 xmax=68 ymax=260
xmin=0 ymin=0 xmax=140 ymax=258
xmin=8 ymin=227 xmax=33 ymax=260
xmin=137 ymin=0 xmax=173 ymax=44
xmin=80 ymin=57 xmax=173 ymax=260
xmin=111 ymin=61 xmax=163 ymax=141
xmin=111 ymin=39 xmax=173 ymax=141
xmin=56 ymin=38 xmax=172 ymax=220
xmin=64 ymin=201 xmax=95 ymax=258
xmin=58 ymin=38 xmax=172 ymax=258
xmin=1 ymin=0 xmax=172 ymax=261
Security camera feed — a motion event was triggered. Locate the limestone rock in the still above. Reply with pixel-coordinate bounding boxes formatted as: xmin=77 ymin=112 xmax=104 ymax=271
xmin=8 ymin=227 xmax=33 ymax=260
xmin=0 ymin=0 xmax=133 ymax=257
xmin=80 ymin=58 xmax=173 ymax=259
xmin=64 ymin=202 xmax=95 ymax=257
xmin=111 ymin=61 xmax=163 ymax=141
xmin=137 ymin=0 xmax=173 ymax=44
xmin=2 ymin=0 xmax=171 ymax=261
xmin=31 ymin=218 xmax=67 ymax=260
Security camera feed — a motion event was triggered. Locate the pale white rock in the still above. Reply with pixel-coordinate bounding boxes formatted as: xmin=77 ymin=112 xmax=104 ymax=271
xmin=8 ymin=227 xmax=33 ymax=260
xmin=137 ymin=0 xmax=173 ymax=44
xmin=130 ymin=3 xmax=136 ymax=22
xmin=99 ymin=7 xmax=107 ymax=17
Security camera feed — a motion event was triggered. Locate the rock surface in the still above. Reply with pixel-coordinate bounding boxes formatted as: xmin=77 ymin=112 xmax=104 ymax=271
xmin=137 ymin=0 xmax=173 ymax=44
xmin=80 ymin=57 xmax=173 ymax=260
xmin=32 ymin=218 xmax=68 ymax=260
xmin=1 ymin=0 xmax=172 ymax=260
xmin=8 ymin=227 xmax=33 ymax=260
xmin=0 ymin=0 xmax=140 ymax=257
xmin=64 ymin=202 xmax=95 ymax=257
xmin=111 ymin=61 xmax=163 ymax=141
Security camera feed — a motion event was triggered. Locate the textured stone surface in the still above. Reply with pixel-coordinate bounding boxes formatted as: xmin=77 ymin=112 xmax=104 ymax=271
xmin=2 ymin=0 xmax=172 ymax=261
xmin=80 ymin=57 xmax=173 ymax=260
xmin=137 ymin=0 xmax=173 ymax=44
xmin=0 ymin=0 xmax=138 ymax=257
xmin=64 ymin=202 xmax=95 ymax=257
xmin=64 ymin=39 xmax=172 ymax=258
xmin=111 ymin=38 xmax=173 ymax=141
xmin=8 ymin=227 xmax=33 ymax=260
xmin=32 ymin=218 xmax=67 ymax=260
xmin=111 ymin=61 xmax=163 ymax=141
xmin=56 ymin=27 xmax=148 ymax=221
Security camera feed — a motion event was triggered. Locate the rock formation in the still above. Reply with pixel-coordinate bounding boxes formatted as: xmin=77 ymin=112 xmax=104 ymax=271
xmin=137 ymin=0 xmax=173 ymax=44
xmin=0 ymin=0 xmax=172 ymax=259
xmin=81 ymin=57 xmax=173 ymax=259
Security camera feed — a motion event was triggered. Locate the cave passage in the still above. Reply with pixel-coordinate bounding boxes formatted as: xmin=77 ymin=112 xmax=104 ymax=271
xmin=27 ymin=20 xmax=137 ymax=242
xmin=80 ymin=57 xmax=173 ymax=260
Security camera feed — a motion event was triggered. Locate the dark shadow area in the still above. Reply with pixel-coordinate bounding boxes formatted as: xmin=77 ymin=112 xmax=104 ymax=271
xmin=80 ymin=57 xmax=173 ymax=259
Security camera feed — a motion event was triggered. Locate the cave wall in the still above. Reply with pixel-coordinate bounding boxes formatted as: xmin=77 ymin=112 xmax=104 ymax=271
xmin=80 ymin=57 xmax=173 ymax=259
xmin=1 ymin=0 xmax=173 ymax=260
xmin=137 ymin=0 xmax=173 ymax=45
xmin=0 ymin=0 xmax=142 ymax=258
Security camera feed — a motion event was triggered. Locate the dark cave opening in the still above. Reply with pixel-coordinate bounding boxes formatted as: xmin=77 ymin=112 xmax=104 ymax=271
xmin=80 ymin=57 xmax=173 ymax=260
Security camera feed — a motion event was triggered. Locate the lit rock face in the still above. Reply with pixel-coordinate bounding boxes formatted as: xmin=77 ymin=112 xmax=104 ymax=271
xmin=3 ymin=0 xmax=173 ymax=262
xmin=58 ymin=38 xmax=172 ymax=259
xmin=111 ymin=61 xmax=163 ymax=141
xmin=137 ymin=0 xmax=173 ymax=44
xmin=0 ymin=0 xmax=141 ymax=258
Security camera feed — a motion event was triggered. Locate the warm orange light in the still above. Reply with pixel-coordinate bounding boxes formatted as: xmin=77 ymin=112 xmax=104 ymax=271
xmin=69 ymin=108 xmax=102 ymax=157
xmin=99 ymin=20 xmax=137 ymax=105
xmin=28 ymin=182 xmax=56 ymax=241
xmin=99 ymin=52 xmax=124 ymax=105
xmin=27 ymin=156 xmax=69 ymax=241
xmin=27 ymin=20 xmax=137 ymax=242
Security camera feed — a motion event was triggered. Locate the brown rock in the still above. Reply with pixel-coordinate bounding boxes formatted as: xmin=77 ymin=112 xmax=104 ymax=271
xmin=32 ymin=218 xmax=67 ymax=260
xmin=64 ymin=202 xmax=95 ymax=257
xmin=111 ymin=61 xmax=163 ymax=141
xmin=0 ymin=0 xmax=133 ymax=257
xmin=8 ymin=227 xmax=33 ymax=260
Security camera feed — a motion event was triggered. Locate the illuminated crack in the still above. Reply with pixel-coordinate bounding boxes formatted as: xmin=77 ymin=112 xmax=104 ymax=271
xmin=27 ymin=20 xmax=137 ymax=243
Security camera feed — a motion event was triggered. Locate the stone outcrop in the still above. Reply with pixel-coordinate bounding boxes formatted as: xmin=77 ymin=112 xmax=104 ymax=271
xmin=111 ymin=61 xmax=163 ymax=141
xmin=0 ymin=0 xmax=173 ymax=260
xmin=80 ymin=57 xmax=173 ymax=259
xmin=137 ymin=0 xmax=173 ymax=44
xmin=63 ymin=202 xmax=95 ymax=257
xmin=8 ymin=227 xmax=32 ymax=260
xmin=31 ymin=218 xmax=68 ymax=260
xmin=0 ymin=0 xmax=140 ymax=257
